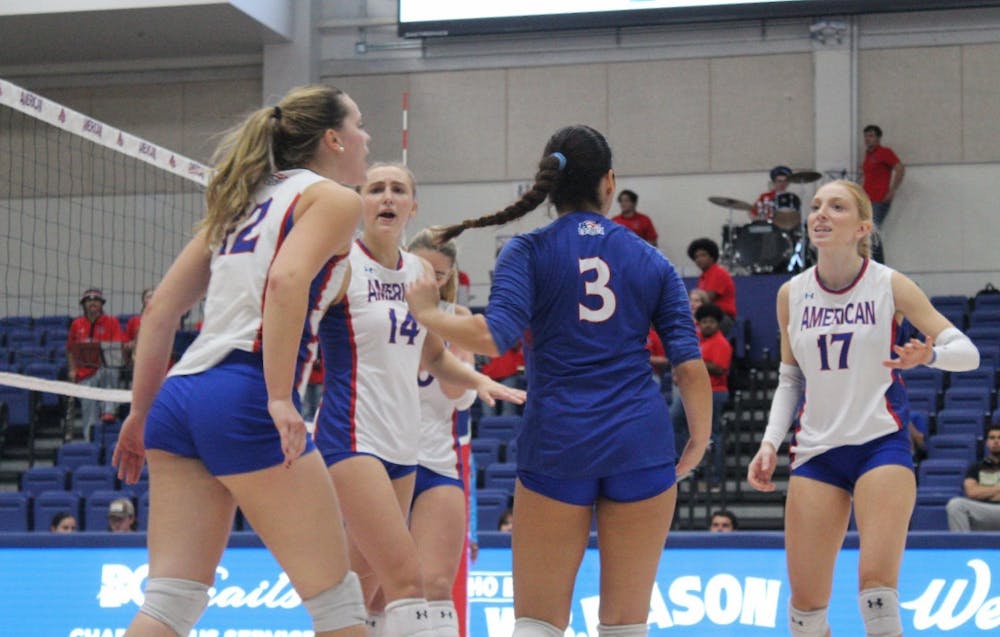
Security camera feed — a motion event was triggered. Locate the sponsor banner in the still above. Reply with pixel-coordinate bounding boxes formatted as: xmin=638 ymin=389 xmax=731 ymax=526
xmin=1 ymin=545 xmax=998 ymax=635
xmin=0 ymin=77 xmax=209 ymax=186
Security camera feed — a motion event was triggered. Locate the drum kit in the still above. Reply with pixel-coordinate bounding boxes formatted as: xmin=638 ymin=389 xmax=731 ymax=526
xmin=711 ymin=169 xmax=822 ymax=275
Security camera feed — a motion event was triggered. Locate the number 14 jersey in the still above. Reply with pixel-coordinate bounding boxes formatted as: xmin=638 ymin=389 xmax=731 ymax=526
xmin=315 ymin=240 xmax=427 ymax=465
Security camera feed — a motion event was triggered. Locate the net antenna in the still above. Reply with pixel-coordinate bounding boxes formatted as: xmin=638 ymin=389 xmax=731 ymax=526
xmin=0 ymin=77 xmax=209 ymax=441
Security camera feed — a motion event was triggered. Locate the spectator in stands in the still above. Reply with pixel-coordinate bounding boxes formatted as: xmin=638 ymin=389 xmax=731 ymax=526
xmin=107 ymin=497 xmax=136 ymax=532
xmin=861 ymin=125 xmax=904 ymax=264
xmin=688 ymin=288 xmax=710 ymax=316
xmin=480 ymin=341 xmax=525 ymax=417
xmin=747 ymin=180 xmax=979 ymax=637
xmin=49 ymin=511 xmax=78 ymax=533
xmin=611 ymin=189 xmax=658 ymax=246
xmin=946 ymin=423 xmax=1000 ymax=532
xmin=708 ymin=509 xmax=738 ymax=532
xmin=687 ymin=238 xmax=736 ymax=336
xmin=123 ymin=287 xmax=154 ymax=366
xmin=498 ymin=508 xmax=513 ymax=533
xmin=671 ymin=303 xmax=732 ymax=490
xmin=66 ymin=288 xmax=125 ymax=441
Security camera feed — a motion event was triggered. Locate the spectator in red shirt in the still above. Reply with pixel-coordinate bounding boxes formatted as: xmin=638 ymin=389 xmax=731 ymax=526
xmin=611 ymin=189 xmax=658 ymax=246
xmin=670 ymin=303 xmax=732 ymax=490
xmin=687 ymin=238 xmax=736 ymax=335
xmin=66 ymin=288 xmax=125 ymax=440
xmin=123 ymin=288 xmax=153 ymax=366
xmin=480 ymin=342 xmax=524 ymax=416
xmin=751 ymin=165 xmax=800 ymax=224
xmin=862 ymin=125 xmax=905 ymax=264
xmin=457 ymin=270 xmax=473 ymax=306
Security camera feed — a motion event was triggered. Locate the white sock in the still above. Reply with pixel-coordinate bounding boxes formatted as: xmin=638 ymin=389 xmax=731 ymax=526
xmin=429 ymin=600 xmax=460 ymax=637
xmin=384 ymin=597 xmax=433 ymax=637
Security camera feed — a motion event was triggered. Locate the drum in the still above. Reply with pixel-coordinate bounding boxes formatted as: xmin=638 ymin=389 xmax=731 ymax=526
xmin=732 ymin=222 xmax=793 ymax=273
xmin=772 ymin=192 xmax=802 ymax=230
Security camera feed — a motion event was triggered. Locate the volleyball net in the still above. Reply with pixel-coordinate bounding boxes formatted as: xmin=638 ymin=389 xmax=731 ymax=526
xmin=0 ymin=76 xmax=208 ymax=410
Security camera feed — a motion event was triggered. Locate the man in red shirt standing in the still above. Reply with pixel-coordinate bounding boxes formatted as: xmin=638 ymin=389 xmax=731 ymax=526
xmin=611 ymin=189 xmax=658 ymax=246
xmin=862 ymin=124 xmax=905 ymax=264
xmin=66 ymin=288 xmax=124 ymax=441
xmin=687 ymin=238 xmax=736 ymax=336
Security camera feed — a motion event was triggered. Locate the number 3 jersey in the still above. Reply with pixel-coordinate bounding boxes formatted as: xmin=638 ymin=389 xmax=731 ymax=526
xmin=314 ymin=240 xmax=427 ymax=465
xmin=485 ymin=210 xmax=701 ymax=479
xmin=169 ymin=169 xmax=348 ymax=399
xmin=787 ymin=259 xmax=908 ymax=468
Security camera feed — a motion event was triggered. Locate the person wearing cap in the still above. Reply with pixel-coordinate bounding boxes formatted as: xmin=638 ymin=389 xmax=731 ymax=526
xmin=750 ymin=165 xmax=799 ymax=223
xmin=107 ymin=497 xmax=136 ymax=532
xmin=66 ymin=288 xmax=125 ymax=442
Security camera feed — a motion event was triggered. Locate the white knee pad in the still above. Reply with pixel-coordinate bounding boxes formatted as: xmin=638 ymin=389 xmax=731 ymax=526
xmin=140 ymin=577 xmax=210 ymax=637
xmin=598 ymin=623 xmax=648 ymax=637
xmin=789 ymin=603 xmax=829 ymax=637
xmin=367 ymin=611 xmax=386 ymax=637
xmin=513 ymin=617 xmax=564 ymax=637
xmin=384 ymin=597 xmax=433 ymax=637
xmin=859 ymin=587 xmax=902 ymax=637
xmin=429 ymin=600 xmax=460 ymax=637
xmin=302 ymin=571 xmax=367 ymax=633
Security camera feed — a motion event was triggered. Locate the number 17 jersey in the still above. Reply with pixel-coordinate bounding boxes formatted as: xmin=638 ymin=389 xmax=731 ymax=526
xmin=787 ymin=259 xmax=908 ymax=468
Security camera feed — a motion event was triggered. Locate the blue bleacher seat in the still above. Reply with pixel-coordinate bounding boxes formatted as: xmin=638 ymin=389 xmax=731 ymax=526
xmin=940 ymin=308 xmax=967 ymax=331
xmin=11 ymin=345 xmax=50 ymax=366
xmin=935 ymin=408 xmax=985 ymax=438
xmin=901 ymin=367 xmax=946 ymax=394
xmin=5 ymin=329 xmax=43 ymax=349
xmin=35 ymin=315 xmax=71 ymax=330
xmin=948 ymin=366 xmax=995 ymax=391
xmin=925 ymin=434 xmax=979 ymax=465
xmin=476 ymin=416 xmax=521 ymax=442
xmin=32 ymin=490 xmax=81 ymax=531
xmin=56 ymin=442 xmax=101 ymax=471
xmin=476 ymin=488 xmax=510 ymax=532
xmin=910 ymin=503 xmax=950 ymax=531
xmin=943 ymin=387 xmax=992 ymax=414
xmin=23 ymin=361 xmax=64 ymax=409
xmin=906 ymin=387 xmax=939 ymax=415
xmin=471 ymin=438 xmax=502 ymax=472
xmin=173 ymin=330 xmax=199 ymax=360
xmin=483 ymin=462 xmax=518 ymax=495
xmin=0 ymin=492 xmax=31 ymax=532
xmin=121 ymin=466 xmax=149 ymax=498
xmin=0 ymin=316 xmax=33 ymax=330
xmin=137 ymin=491 xmax=150 ymax=531
xmin=505 ymin=439 xmax=518 ymax=463
xmin=71 ymin=464 xmax=117 ymax=496
xmin=84 ymin=490 xmax=122 ymax=531
xmin=917 ymin=458 xmax=969 ymax=490
xmin=0 ymin=385 xmax=33 ymax=430
xmin=20 ymin=466 xmax=68 ymax=497
xmin=973 ymin=294 xmax=1000 ymax=312
xmin=42 ymin=328 xmax=68 ymax=348
xmin=968 ymin=309 xmax=1000 ymax=329
xmin=931 ymin=295 xmax=969 ymax=313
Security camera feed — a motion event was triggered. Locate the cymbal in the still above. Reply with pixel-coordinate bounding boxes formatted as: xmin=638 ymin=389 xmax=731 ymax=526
xmin=773 ymin=208 xmax=801 ymax=230
xmin=788 ymin=170 xmax=822 ymax=184
xmin=708 ymin=196 xmax=752 ymax=211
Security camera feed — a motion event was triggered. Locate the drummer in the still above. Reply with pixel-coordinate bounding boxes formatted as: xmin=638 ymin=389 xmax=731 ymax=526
xmin=750 ymin=165 xmax=800 ymax=223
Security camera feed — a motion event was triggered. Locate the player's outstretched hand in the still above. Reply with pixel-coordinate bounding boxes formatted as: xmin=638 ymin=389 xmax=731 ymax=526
xmin=269 ymin=399 xmax=307 ymax=467
xmin=747 ymin=443 xmax=778 ymax=492
xmin=112 ymin=413 xmax=146 ymax=484
xmin=475 ymin=377 xmax=526 ymax=408
xmin=884 ymin=335 xmax=934 ymax=370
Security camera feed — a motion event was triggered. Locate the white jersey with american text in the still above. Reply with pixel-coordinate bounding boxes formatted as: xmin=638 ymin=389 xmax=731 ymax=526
xmin=787 ymin=259 xmax=907 ymax=468
xmin=315 ymin=241 xmax=428 ymax=465
xmin=417 ymin=301 xmax=477 ymax=478
xmin=169 ymin=169 xmax=348 ymax=399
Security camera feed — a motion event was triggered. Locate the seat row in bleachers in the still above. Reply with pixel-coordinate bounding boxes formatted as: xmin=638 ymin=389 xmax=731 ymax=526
xmin=0 ymin=489 xmax=145 ymax=532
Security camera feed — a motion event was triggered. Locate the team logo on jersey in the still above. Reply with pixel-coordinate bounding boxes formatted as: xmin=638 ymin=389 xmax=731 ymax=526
xmin=804 ymin=292 xmax=815 ymax=299
xmin=363 ymin=263 xmax=377 ymax=276
xmin=578 ymin=221 xmax=605 ymax=236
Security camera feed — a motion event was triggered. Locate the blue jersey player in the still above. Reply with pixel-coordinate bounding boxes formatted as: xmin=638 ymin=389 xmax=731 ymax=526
xmin=406 ymin=125 xmax=713 ymax=637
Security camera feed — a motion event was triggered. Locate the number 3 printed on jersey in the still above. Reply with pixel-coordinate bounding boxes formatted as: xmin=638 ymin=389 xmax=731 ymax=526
xmin=578 ymin=257 xmax=616 ymax=322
